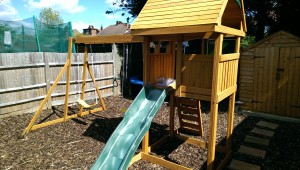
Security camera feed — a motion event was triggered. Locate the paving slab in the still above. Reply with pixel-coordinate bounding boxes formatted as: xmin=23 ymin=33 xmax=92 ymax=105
xmin=238 ymin=145 xmax=266 ymax=158
xmin=228 ymin=159 xmax=261 ymax=170
xmin=244 ymin=135 xmax=270 ymax=146
xmin=251 ymin=128 xmax=275 ymax=137
xmin=256 ymin=121 xmax=279 ymax=130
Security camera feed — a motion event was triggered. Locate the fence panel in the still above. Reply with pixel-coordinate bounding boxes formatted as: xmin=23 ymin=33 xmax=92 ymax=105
xmin=0 ymin=52 xmax=115 ymax=118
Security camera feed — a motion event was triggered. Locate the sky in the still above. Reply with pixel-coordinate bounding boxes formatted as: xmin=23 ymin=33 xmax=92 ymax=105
xmin=0 ymin=0 xmax=130 ymax=32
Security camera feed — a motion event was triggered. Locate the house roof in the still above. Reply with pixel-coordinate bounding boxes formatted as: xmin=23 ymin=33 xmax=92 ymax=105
xmin=131 ymin=0 xmax=245 ymax=30
xmin=243 ymin=31 xmax=300 ymax=51
xmin=98 ymin=23 xmax=130 ymax=36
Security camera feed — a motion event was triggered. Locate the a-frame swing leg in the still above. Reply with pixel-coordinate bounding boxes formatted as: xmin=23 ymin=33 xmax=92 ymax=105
xmin=22 ymin=38 xmax=73 ymax=136
xmin=22 ymin=59 xmax=71 ymax=136
xmin=86 ymin=61 xmax=106 ymax=110
xmin=78 ymin=47 xmax=88 ymax=116
xmin=78 ymin=46 xmax=106 ymax=116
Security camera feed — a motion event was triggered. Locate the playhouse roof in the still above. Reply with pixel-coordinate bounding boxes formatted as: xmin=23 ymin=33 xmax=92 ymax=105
xmin=131 ymin=0 xmax=246 ymax=36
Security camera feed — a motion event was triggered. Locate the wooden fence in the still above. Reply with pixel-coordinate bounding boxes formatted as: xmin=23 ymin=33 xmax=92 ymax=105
xmin=0 ymin=52 xmax=120 ymax=118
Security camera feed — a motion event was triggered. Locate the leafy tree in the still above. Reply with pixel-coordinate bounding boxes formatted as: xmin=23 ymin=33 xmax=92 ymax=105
xmin=106 ymin=0 xmax=147 ymax=18
xmin=39 ymin=7 xmax=63 ymax=26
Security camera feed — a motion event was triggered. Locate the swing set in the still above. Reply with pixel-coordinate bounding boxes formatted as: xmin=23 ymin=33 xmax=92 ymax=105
xmin=22 ymin=38 xmax=106 ymax=136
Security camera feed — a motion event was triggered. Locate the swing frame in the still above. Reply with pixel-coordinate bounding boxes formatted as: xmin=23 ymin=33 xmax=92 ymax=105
xmin=22 ymin=38 xmax=106 ymax=136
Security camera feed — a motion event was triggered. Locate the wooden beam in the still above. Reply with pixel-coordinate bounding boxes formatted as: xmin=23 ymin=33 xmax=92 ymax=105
xmin=169 ymin=92 xmax=175 ymax=137
xmin=79 ymin=47 xmax=88 ymax=116
xmin=143 ymin=36 xmax=150 ymax=84
xmin=129 ymin=152 xmax=142 ymax=166
xmin=74 ymin=34 xmax=144 ymax=44
xmin=132 ymin=25 xmax=215 ymax=36
xmin=87 ymin=62 xmax=106 ymax=110
xmin=214 ymin=25 xmax=245 ymax=37
xmin=30 ymin=107 xmax=103 ymax=131
xmin=217 ymin=85 xmax=237 ymax=102
xmin=207 ymin=33 xmax=223 ymax=170
xmin=204 ymin=32 xmax=214 ymax=39
xmin=63 ymin=38 xmax=72 ymax=121
xmin=226 ymin=36 xmax=241 ymax=147
xmin=180 ymin=86 xmax=212 ymax=96
xmin=175 ymin=35 xmax=183 ymax=96
xmin=220 ymin=53 xmax=240 ymax=62
xmin=142 ymin=153 xmax=192 ymax=170
xmin=142 ymin=131 xmax=150 ymax=154
xmin=175 ymin=135 xmax=208 ymax=149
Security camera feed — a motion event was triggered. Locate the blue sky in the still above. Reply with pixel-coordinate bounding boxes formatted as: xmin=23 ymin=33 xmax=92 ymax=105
xmin=0 ymin=0 xmax=130 ymax=32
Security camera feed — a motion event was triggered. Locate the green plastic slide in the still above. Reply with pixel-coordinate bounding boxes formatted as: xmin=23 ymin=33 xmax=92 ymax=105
xmin=91 ymin=85 xmax=166 ymax=170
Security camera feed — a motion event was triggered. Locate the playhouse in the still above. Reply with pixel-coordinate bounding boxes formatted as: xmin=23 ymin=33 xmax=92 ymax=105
xmin=23 ymin=0 xmax=246 ymax=169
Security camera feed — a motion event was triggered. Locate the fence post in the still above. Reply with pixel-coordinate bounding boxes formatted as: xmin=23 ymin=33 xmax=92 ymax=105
xmin=22 ymin=25 xmax=25 ymax=51
xmin=68 ymin=22 xmax=76 ymax=53
xmin=33 ymin=16 xmax=41 ymax=52
xmin=43 ymin=52 xmax=52 ymax=109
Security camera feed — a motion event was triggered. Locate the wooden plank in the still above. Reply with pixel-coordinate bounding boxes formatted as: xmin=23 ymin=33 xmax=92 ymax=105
xmin=175 ymin=134 xmax=208 ymax=149
xmin=131 ymin=25 xmax=215 ymax=35
xmin=220 ymin=53 xmax=240 ymax=62
xmin=183 ymin=54 xmax=214 ymax=62
xmin=129 ymin=153 xmax=142 ymax=166
xmin=142 ymin=131 xmax=150 ymax=154
xmin=214 ymin=25 xmax=246 ymax=37
xmin=180 ymin=86 xmax=212 ymax=96
xmin=179 ymin=113 xmax=200 ymax=122
xmin=176 ymin=35 xmax=183 ymax=96
xmin=217 ymin=85 xmax=237 ymax=102
xmin=181 ymin=121 xmax=201 ymax=130
xmin=142 ymin=153 xmax=191 ymax=170
xmin=180 ymin=92 xmax=211 ymax=101
xmin=143 ymin=36 xmax=150 ymax=84
xmin=74 ymin=34 xmax=144 ymax=44
xmin=207 ymin=34 xmax=223 ymax=170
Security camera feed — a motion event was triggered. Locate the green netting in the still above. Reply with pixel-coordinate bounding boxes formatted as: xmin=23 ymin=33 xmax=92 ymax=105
xmin=0 ymin=16 xmax=73 ymax=53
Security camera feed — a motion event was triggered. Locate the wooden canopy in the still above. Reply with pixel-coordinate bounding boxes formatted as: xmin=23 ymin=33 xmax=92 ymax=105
xmin=131 ymin=0 xmax=246 ymax=36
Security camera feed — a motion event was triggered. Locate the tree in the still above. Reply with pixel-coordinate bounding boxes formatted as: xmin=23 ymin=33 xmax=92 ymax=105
xmin=39 ymin=8 xmax=63 ymax=26
xmin=106 ymin=0 xmax=147 ymax=18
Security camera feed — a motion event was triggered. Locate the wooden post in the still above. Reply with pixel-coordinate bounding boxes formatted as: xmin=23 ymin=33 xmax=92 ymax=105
xmin=226 ymin=36 xmax=241 ymax=146
xmin=142 ymin=131 xmax=150 ymax=154
xmin=175 ymin=35 xmax=183 ymax=96
xmin=143 ymin=36 xmax=150 ymax=84
xmin=207 ymin=34 xmax=223 ymax=170
xmin=63 ymin=38 xmax=73 ymax=120
xmin=169 ymin=92 xmax=175 ymax=138
xmin=43 ymin=52 xmax=52 ymax=109
xmin=79 ymin=47 xmax=88 ymax=116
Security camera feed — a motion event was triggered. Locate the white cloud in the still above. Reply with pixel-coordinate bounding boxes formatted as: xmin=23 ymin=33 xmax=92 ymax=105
xmin=0 ymin=0 xmax=18 ymax=20
xmin=24 ymin=0 xmax=86 ymax=14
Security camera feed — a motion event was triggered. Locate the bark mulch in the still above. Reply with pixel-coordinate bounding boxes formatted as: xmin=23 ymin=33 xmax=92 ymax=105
xmin=0 ymin=96 xmax=299 ymax=169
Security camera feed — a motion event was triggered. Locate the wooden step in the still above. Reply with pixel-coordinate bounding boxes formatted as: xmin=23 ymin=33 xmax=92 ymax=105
xmin=238 ymin=145 xmax=266 ymax=158
xmin=256 ymin=121 xmax=278 ymax=130
xmin=244 ymin=135 xmax=270 ymax=146
xmin=251 ymin=128 xmax=275 ymax=137
xmin=228 ymin=159 xmax=260 ymax=170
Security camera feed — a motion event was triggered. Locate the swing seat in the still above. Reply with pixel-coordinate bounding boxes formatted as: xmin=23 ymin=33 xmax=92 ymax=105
xmin=77 ymin=99 xmax=97 ymax=108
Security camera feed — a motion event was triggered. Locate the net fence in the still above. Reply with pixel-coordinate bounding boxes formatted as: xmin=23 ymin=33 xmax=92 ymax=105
xmin=0 ymin=17 xmax=73 ymax=53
